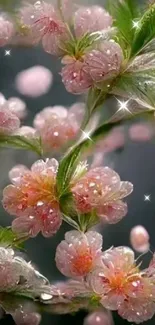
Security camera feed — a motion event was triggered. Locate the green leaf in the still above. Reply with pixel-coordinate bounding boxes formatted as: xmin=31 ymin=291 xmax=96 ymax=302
xmin=0 ymin=135 xmax=43 ymax=156
xmin=0 ymin=227 xmax=25 ymax=250
xmin=107 ymin=0 xmax=139 ymax=45
xmin=56 ymin=144 xmax=84 ymax=197
xmin=111 ymin=52 xmax=155 ymax=111
xmin=130 ymin=3 xmax=155 ymax=57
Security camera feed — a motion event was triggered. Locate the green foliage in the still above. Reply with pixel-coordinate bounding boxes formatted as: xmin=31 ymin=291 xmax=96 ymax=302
xmin=130 ymin=3 xmax=155 ymax=57
xmin=111 ymin=52 xmax=155 ymax=109
xmin=56 ymin=145 xmax=83 ymax=197
xmin=107 ymin=0 xmax=139 ymax=53
xmin=0 ymin=227 xmax=25 ymax=250
xmin=0 ymin=135 xmax=43 ymax=156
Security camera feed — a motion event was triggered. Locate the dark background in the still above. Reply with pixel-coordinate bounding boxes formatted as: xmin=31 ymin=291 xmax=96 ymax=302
xmin=0 ymin=0 xmax=155 ymax=324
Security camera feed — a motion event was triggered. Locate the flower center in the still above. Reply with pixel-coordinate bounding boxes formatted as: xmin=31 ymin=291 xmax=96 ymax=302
xmin=72 ymin=250 xmax=93 ymax=276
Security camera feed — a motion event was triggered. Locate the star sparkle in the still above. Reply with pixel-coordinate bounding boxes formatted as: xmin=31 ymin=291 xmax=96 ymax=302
xmin=132 ymin=20 xmax=140 ymax=29
xmin=117 ymin=99 xmax=132 ymax=115
xmin=144 ymin=194 xmax=151 ymax=202
xmin=81 ymin=130 xmax=93 ymax=142
xmin=4 ymin=50 xmax=11 ymax=56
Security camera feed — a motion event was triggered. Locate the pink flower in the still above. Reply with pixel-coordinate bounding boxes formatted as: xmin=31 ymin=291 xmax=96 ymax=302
xmin=72 ymin=167 xmax=133 ymax=224
xmin=55 ymin=230 xmax=103 ymax=278
xmin=2 ymin=159 xmax=62 ymax=238
xmin=33 ymin=104 xmax=84 ymax=152
xmin=130 ymin=225 xmax=150 ymax=253
xmin=129 ymin=123 xmax=154 ymax=142
xmin=84 ymin=310 xmax=113 ymax=325
xmin=84 ymin=41 xmax=123 ymax=83
xmin=61 ymin=57 xmax=93 ymax=94
xmin=88 ymin=247 xmax=155 ymax=323
xmin=74 ymin=6 xmax=112 ymax=38
xmin=0 ymin=16 xmax=14 ymax=47
xmin=19 ymin=1 xmax=69 ymax=55
xmin=15 ymin=66 xmax=53 ymax=97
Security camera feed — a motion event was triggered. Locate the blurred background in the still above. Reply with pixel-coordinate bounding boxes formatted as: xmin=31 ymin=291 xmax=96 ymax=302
xmin=0 ymin=0 xmax=155 ymax=324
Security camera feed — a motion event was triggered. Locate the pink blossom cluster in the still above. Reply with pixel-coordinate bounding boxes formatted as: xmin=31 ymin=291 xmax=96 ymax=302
xmin=0 ymin=1 xmax=122 ymax=94
xmin=2 ymin=162 xmax=133 ymax=238
xmin=0 ymin=93 xmax=26 ymax=135
xmin=55 ymin=232 xmax=155 ymax=323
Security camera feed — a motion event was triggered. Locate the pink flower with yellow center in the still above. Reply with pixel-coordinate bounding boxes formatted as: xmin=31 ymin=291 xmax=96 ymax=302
xmin=2 ymin=159 xmax=62 ymax=238
xmin=88 ymin=247 xmax=155 ymax=323
xmin=55 ymin=230 xmax=103 ymax=278
xmin=71 ymin=167 xmax=133 ymax=224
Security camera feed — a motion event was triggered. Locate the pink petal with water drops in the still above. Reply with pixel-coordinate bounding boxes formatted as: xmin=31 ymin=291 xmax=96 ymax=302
xmin=130 ymin=225 xmax=150 ymax=253
xmin=84 ymin=41 xmax=123 ymax=83
xmin=61 ymin=58 xmax=93 ymax=94
xmin=55 ymin=230 xmax=103 ymax=278
xmin=129 ymin=123 xmax=154 ymax=142
xmin=12 ymin=215 xmax=41 ymax=238
xmin=15 ymin=66 xmax=53 ymax=97
xmin=74 ymin=6 xmax=112 ymax=38
xmin=34 ymin=204 xmax=62 ymax=238
xmin=97 ymin=200 xmax=128 ymax=224
xmin=118 ymin=298 xmax=155 ymax=324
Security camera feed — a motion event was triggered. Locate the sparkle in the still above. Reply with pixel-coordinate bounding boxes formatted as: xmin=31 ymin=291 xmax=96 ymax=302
xmin=117 ymin=99 xmax=132 ymax=115
xmin=144 ymin=194 xmax=151 ymax=202
xmin=132 ymin=20 xmax=140 ymax=29
xmin=81 ymin=130 xmax=93 ymax=142
xmin=5 ymin=50 xmax=11 ymax=56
